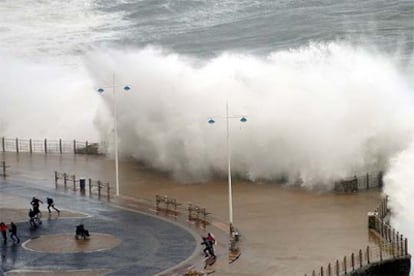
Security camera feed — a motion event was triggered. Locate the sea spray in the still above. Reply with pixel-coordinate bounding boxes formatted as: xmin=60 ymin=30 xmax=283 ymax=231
xmin=0 ymin=54 xmax=99 ymax=140
xmin=384 ymin=143 xmax=414 ymax=256
xmin=86 ymin=43 xmax=414 ymax=187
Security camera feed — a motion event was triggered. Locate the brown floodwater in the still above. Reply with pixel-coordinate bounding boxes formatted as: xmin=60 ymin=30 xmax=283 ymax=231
xmin=0 ymin=152 xmax=381 ymax=275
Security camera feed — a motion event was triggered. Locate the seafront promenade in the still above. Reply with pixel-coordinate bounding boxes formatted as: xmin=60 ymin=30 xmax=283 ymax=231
xmin=0 ymin=152 xmax=382 ymax=275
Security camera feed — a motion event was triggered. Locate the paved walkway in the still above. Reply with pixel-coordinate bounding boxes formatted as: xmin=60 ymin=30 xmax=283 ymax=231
xmin=0 ymin=178 xmax=202 ymax=276
xmin=1 ymin=152 xmax=383 ymax=275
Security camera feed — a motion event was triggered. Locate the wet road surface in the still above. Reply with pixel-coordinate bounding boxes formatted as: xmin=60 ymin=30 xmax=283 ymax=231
xmin=0 ymin=152 xmax=381 ymax=275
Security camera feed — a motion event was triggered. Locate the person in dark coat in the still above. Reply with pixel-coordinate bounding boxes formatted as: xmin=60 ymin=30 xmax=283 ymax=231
xmin=28 ymin=208 xmax=41 ymax=228
xmin=75 ymin=224 xmax=90 ymax=240
xmin=0 ymin=222 xmax=7 ymax=244
xmin=46 ymin=197 xmax=60 ymax=214
xmin=201 ymin=237 xmax=215 ymax=257
xmin=30 ymin=196 xmax=43 ymax=216
xmin=9 ymin=222 xmax=19 ymax=243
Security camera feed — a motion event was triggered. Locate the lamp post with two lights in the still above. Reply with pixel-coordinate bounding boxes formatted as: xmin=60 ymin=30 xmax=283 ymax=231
xmin=208 ymin=103 xmax=247 ymax=251
xmin=97 ymin=77 xmax=130 ymax=197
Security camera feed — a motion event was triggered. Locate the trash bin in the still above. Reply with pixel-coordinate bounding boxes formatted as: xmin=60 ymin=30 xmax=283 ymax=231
xmin=79 ymin=178 xmax=86 ymax=192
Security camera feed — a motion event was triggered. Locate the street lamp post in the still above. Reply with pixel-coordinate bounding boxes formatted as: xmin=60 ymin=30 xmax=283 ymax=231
xmin=97 ymin=76 xmax=130 ymax=197
xmin=208 ymin=103 xmax=247 ymax=240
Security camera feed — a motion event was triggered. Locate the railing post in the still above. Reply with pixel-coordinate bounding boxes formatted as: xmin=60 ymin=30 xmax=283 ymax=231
xmin=359 ymin=249 xmax=362 ymax=268
xmin=15 ymin=137 xmax=19 ymax=153
xmin=344 ymin=256 xmax=347 ymax=274
xmin=107 ymin=183 xmax=110 ymax=200
xmin=97 ymin=180 xmax=101 ymax=198
xmin=380 ymin=244 xmax=383 ymax=261
xmin=73 ymin=139 xmax=76 ymax=154
xmin=89 ymin=178 xmax=92 ymax=194
xmin=1 ymin=161 xmax=5 ymax=177
xmin=327 ymin=263 xmax=331 ymax=276
xmin=351 ymin=253 xmax=355 ymax=271
xmin=335 ymin=260 xmax=339 ymax=276
xmin=366 ymin=173 xmax=369 ymax=189
xmin=72 ymin=175 xmax=76 ymax=191
xmin=405 ymin=238 xmax=408 ymax=256
xmin=29 ymin=139 xmax=32 ymax=153
xmin=63 ymin=173 xmax=67 ymax=189
xmin=59 ymin=139 xmax=62 ymax=154
xmin=54 ymin=171 xmax=58 ymax=188
xmin=320 ymin=266 xmax=324 ymax=276
xmin=1 ymin=137 xmax=4 ymax=152
xmin=396 ymin=232 xmax=400 ymax=256
xmin=378 ymin=171 xmax=383 ymax=188
xmin=400 ymin=235 xmax=404 ymax=256
xmin=366 ymin=246 xmax=370 ymax=264
xmin=44 ymin=138 xmax=47 ymax=154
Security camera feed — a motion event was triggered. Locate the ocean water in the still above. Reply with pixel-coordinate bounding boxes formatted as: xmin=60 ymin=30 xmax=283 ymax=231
xmin=1 ymin=0 xmax=414 ymax=252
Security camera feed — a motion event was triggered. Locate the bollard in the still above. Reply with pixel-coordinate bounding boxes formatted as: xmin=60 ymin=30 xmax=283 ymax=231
xmin=29 ymin=139 xmax=32 ymax=153
xmin=44 ymin=138 xmax=47 ymax=154
xmin=59 ymin=139 xmax=62 ymax=154
xmin=366 ymin=246 xmax=370 ymax=264
xmin=327 ymin=263 xmax=331 ymax=276
xmin=79 ymin=178 xmax=86 ymax=193
xmin=359 ymin=249 xmax=362 ymax=268
xmin=15 ymin=138 xmax=19 ymax=153
xmin=89 ymin=178 xmax=92 ymax=195
xmin=1 ymin=137 xmax=4 ymax=152
xmin=368 ymin=212 xmax=376 ymax=229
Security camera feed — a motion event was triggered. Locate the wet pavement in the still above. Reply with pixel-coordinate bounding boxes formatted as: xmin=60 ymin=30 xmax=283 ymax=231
xmin=0 ymin=177 xmax=198 ymax=276
xmin=0 ymin=152 xmax=382 ymax=275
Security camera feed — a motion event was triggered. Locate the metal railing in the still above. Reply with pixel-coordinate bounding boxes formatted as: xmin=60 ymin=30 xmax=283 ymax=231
xmin=54 ymin=171 xmax=111 ymax=200
xmin=1 ymin=137 xmax=101 ymax=155
xmin=305 ymin=196 xmax=409 ymax=276
xmin=334 ymin=171 xmax=383 ymax=192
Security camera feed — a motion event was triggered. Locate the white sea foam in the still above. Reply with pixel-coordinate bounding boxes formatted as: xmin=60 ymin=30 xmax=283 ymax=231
xmin=83 ymin=43 xmax=414 ymax=188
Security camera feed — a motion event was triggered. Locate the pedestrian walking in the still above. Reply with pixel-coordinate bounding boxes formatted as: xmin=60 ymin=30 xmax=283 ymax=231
xmin=201 ymin=236 xmax=215 ymax=257
xmin=30 ymin=196 xmax=43 ymax=216
xmin=206 ymin=232 xmax=216 ymax=246
xmin=46 ymin=197 xmax=60 ymax=214
xmin=0 ymin=222 xmax=8 ymax=244
xmin=9 ymin=222 xmax=19 ymax=244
